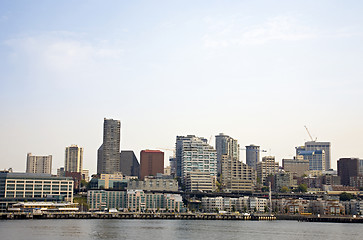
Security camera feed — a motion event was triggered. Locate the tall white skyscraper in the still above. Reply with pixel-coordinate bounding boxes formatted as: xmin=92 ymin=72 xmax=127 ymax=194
xmin=26 ymin=153 xmax=52 ymax=174
xmin=65 ymin=145 xmax=83 ymax=173
xmin=176 ymin=135 xmax=217 ymax=182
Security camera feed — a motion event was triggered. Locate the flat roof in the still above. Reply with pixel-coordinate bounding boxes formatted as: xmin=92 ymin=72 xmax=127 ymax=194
xmin=0 ymin=172 xmax=73 ymax=181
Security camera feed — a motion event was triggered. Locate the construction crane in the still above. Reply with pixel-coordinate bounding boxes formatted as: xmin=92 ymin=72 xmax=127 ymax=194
xmin=208 ymin=135 xmax=213 ymax=145
xmin=239 ymin=148 xmax=267 ymax=153
xmin=239 ymin=148 xmax=267 ymax=162
xmin=155 ymin=147 xmax=176 ymax=157
xmin=304 ymin=125 xmax=317 ymax=142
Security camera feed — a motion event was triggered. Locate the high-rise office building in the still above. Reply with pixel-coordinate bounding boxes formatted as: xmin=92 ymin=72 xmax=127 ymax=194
xmin=140 ymin=150 xmax=164 ymax=180
xmin=176 ymin=135 xmax=217 ymax=182
xmin=246 ymin=145 xmax=260 ymax=169
xmin=282 ymin=157 xmax=309 ymax=177
xmin=169 ymin=157 xmax=177 ymax=177
xmin=305 ymin=141 xmax=331 ymax=170
xmin=338 ymin=158 xmax=359 ymax=186
xmin=120 ymin=150 xmax=140 ymax=177
xmin=26 ymin=153 xmax=52 ymax=174
xmin=97 ymin=118 xmax=121 ymax=174
xmin=296 ymin=147 xmax=325 ymax=171
xmin=65 ymin=145 xmax=83 ymax=173
xmin=215 ymin=133 xmax=240 ymax=174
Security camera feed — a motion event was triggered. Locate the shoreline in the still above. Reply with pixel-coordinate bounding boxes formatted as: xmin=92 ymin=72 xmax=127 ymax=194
xmin=0 ymin=212 xmax=271 ymax=221
xmin=1 ymin=212 xmax=363 ymax=223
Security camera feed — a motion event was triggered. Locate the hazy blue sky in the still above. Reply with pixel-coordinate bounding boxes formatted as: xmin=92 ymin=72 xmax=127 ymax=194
xmin=1 ymin=1 xmax=362 ymax=174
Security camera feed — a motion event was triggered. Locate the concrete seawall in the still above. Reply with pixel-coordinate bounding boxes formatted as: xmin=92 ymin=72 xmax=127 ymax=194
xmin=0 ymin=212 xmax=276 ymax=221
xmin=276 ymin=214 xmax=363 ymax=223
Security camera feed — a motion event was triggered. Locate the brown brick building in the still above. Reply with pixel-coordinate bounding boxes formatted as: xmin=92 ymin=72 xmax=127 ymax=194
xmin=140 ymin=150 xmax=164 ymax=180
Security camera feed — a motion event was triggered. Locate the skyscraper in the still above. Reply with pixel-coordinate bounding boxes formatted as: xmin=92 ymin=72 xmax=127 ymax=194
xmin=338 ymin=158 xmax=359 ymax=186
xmin=296 ymin=148 xmax=325 ymax=171
xmin=26 ymin=153 xmax=52 ymax=174
xmin=246 ymin=145 xmax=260 ymax=169
xmin=305 ymin=141 xmax=331 ymax=170
xmin=97 ymin=118 xmax=121 ymax=174
xmin=215 ymin=133 xmax=240 ymax=174
xmin=65 ymin=145 xmax=83 ymax=173
xmin=120 ymin=150 xmax=140 ymax=177
xmin=140 ymin=150 xmax=164 ymax=180
xmin=176 ymin=135 xmax=217 ymax=182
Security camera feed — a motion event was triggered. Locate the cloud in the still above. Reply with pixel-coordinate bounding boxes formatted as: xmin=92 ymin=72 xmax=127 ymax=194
xmin=4 ymin=31 xmax=124 ymax=86
xmin=1 ymin=15 xmax=8 ymax=22
xmin=202 ymin=15 xmax=317 ymax=48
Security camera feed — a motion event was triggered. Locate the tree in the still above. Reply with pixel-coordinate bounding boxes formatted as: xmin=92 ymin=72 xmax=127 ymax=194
xmin=340 ymin=192 xmax=354 ymax=201
xmin=257 ymin=177 xmax=262 ymax=184
xmin=280 ymin=186 xmax=289 ymax=193
xmin=215 ymin=180 xmax=222 ymax=192
xmin=80 ymin=180 xmax=89 ymax=189
xmin=73 ymin=196 xmax=89 ymax=211
xmin=297 ymin=184 xmax=307 ymax=193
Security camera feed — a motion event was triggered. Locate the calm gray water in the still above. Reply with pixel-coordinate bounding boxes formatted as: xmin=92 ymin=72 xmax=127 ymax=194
xmin=0 ymin=219 xmax=362 ymax=240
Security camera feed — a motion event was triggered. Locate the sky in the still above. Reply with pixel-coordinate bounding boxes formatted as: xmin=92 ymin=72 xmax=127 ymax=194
xmin=1 ymin=0 xmax=363 ymax=175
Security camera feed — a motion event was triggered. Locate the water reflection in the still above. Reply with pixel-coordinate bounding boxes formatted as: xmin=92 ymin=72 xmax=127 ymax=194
xmin=0 ymin=219 xmax=363 ymax=240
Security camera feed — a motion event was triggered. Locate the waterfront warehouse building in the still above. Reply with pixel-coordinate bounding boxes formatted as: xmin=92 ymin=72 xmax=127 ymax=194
xmin=65 ymin=145 xmax=83 ymax=173
xmin=26 ymin=153 xmax=52 ymax=174
xmin=88 ymin=190 xmax=127 ymax=211
xmin=0 ymin=172 xmax=73 ymax=211
xmin=87 ymin=190 xmax=184 ymax=212
xmin=140 ymin=150 xmax=164 ymax=180
xmin=97 ymin=118 xmax=121 ymax=174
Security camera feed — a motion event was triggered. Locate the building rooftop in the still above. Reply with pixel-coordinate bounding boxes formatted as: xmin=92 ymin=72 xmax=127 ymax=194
xmin=142 ymin=150 xmax=163 ymax=153
xmin=0 ymin=172 xmax=73 ymax=180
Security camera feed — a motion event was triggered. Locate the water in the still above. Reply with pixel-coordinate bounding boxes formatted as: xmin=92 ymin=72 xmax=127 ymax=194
xmin=0 ymin=219 xmax=362 ymax=240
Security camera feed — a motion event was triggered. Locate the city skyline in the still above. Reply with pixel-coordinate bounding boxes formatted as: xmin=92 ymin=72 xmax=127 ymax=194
xmin=1 ymin=1 xmax=363 ymax=175
xmin=0 ymin=117 xmax=358 ymax=175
